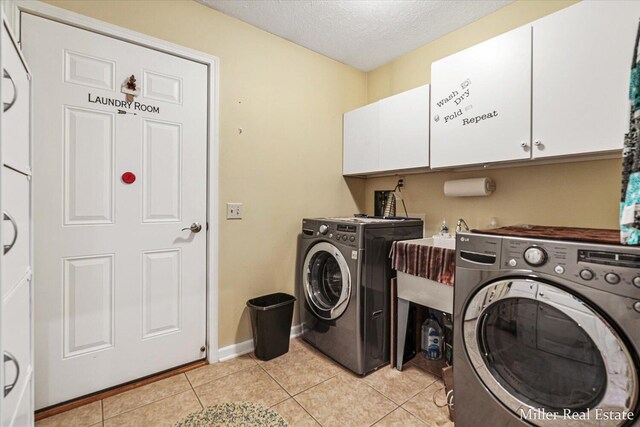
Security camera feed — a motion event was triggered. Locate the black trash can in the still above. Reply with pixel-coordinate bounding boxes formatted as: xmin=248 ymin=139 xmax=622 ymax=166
xmin=246 ymin=292 xmax=296 ymax=361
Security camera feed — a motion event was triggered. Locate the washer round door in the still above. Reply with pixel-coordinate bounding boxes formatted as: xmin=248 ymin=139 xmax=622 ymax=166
xmin=303 ymin=242 xmax=352 ymax=320
xmin=464 ymin=278 xmax=638 ymax=427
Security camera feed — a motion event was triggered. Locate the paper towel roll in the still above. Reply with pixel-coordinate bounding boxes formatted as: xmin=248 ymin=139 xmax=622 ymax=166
xmin=444 ymin=177 xmax=495 ymax=197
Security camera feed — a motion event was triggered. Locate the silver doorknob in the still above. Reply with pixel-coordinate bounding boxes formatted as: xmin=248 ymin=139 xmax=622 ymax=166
xmin=182 ymin=222 xmax=202 ymax=233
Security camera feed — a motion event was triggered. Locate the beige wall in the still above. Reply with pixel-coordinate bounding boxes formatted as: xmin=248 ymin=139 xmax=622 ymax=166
xmin=43 ymin=0 xmax=368 ymax=347
xmin=37 ymin=0 xmax=622 ymax=350
xmin=364 ymin=0 xmax=622 ymax=234
xmin=365 ymin=159 xmax=621 ymax=236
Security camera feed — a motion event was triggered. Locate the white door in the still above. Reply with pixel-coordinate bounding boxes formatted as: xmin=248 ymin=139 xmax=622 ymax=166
xmin=378 ymin=85 xmax=430 ymax=171
xmin=532 ymin=1 xmax=640 ymax=158
xmin=343 ymin=102 xmax=380 ymax=175
xmin=21 ymin=14 xmax=208 ymax=409
xmin=430 ymin=26 xmax=532 ymax=168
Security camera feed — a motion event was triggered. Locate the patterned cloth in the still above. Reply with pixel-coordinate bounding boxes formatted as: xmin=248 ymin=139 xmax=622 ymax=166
xmin=621 ymin=20 xmax=640 ymax=245
xmin=473 ymin=225 xmax=621 ymax=245
xmin=391 ymin=241 xmax=455 ymax=286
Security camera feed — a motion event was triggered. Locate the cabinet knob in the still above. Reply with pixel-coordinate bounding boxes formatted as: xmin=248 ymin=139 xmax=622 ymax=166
xmin=534 ymin=140 xmax=542 ymax=146
xmin=520 ymin=142 xmax=528 ymax=149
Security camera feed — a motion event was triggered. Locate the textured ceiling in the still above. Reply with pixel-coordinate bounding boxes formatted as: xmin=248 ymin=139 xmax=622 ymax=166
xmin=197 ymin=0 xmax=514 ymax=71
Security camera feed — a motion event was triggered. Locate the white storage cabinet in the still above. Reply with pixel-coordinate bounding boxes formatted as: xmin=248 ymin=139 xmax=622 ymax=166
xmin=1 ymin=16 xmax=34 ymax=427
xmin=531 ymin=0 xmax=640 ymax=158
xmin=430 ymin=1 xmax=640 ymax=168
xmin=343 ymin=85 xmax=430 ymax=176
xmin=430 ymin=26 xmax=532 ymax=169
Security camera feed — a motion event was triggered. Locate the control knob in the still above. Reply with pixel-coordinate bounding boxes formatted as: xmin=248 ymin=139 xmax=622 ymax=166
xmin=634 ymin=277 xmax=640 ymax=288
xmin=524 ymin=247 xmax=547 ymax=266
xmin=604 ymin=273 xmax=620 ymax=285
xmin=319 ymin=225 xmax=328 ymax=235
xmin=579 ymin=269 xmax=594 ymax=281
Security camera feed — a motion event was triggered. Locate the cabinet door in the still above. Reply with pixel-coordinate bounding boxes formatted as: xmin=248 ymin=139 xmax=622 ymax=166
xmin=379 ymin=85 xmax=429 ymax=171
xmin=343 ymin=102 xmax=379 ymax=175
xmin=430 ymin=26 xmax=532 ymax=168
xmin=10 ymin=378 xmax=33 ymax=427
xmin=2 ymin=167 xmax=30 ymax=298
xmin=2 ymin=277 xmax=32 ymax=427
xmin=2 ymin=21 xmax=31 ymax=174
xmin=532 ymin=1 xmax=640 ymax=158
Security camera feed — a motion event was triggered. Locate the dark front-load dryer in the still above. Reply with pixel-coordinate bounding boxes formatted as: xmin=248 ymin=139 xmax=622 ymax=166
xmin=454 ymin=232 xmax=640 ymax=427
xmin=297 ymin=217 xmax=423 ymax=375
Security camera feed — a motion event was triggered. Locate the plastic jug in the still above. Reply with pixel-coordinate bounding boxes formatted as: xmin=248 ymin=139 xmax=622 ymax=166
xmin=421 ymin=314 xmax=443 ymax=360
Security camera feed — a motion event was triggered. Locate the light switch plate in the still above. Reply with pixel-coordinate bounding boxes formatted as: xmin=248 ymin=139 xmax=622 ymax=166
xmin=226 ymin=203 xmax=243 ymax=219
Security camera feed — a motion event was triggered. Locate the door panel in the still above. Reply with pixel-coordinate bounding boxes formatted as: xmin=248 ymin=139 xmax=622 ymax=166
xmin=343 ymin=103 xmax=379 ymax=175
xmin=143 ymin=70 xmax=182 ymax=104
xmin=142 ymin=249 xmax=181 ymax=339
xmin=1 ymin=23 xmax=31 ymax=174
xmin=142 ymin=119 xmax=181 ymax=222
xmin=378 ymin=85 xmax=429 ymax=171
xmin=63 ymin=254 xmax=114 ymax=358
xmin=430 ymin=26 xmax=532 ymax=168
xmin=532 ymin=1 xmax=640 ymax=158
xmin=2 ymin=276 xmax=31 ymax=427
xmin=22 ymin=13 xmax=208 ymax=408
xmin=2 ymin=167 xmax=30 ymax=298
xmin=64 ymin=50 xmax=116 ymax=91
xmin=64 ymin=106 xmax=115 ymax=225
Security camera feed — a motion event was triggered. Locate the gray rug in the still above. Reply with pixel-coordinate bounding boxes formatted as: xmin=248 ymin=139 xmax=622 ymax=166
xmin=174 ymin=402 xmax=288 ymax=427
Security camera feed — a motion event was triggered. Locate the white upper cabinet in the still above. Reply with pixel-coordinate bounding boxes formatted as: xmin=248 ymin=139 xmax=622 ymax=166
xmin=343 ymin=85 xmax=429 ymax=176
xmin=379 ymin=85 xmax=429 ymax=171
xmin=531 ymin=1 xmax=640 ymax=158
xmin=430 ymin=26 xmax=532 ymax=168
xmin=343 ymin=102 xmax=380 ymax=175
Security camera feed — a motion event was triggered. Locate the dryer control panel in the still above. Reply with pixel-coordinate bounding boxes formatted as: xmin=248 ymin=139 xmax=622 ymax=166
xmin=500 ymin=236 xmax=640 ymax=299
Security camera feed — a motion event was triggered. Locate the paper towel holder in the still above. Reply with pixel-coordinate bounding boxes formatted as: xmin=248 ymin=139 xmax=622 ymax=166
xmin=443 ymin=177 xmax=496 ymax=197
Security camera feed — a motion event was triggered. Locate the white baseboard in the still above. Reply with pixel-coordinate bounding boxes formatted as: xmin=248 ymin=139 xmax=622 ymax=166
xmin=218 ymin=323 xmax=303 ymax=362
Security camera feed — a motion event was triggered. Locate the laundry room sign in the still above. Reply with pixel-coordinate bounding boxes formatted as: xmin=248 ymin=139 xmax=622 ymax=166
xmin=87 ymin=93 xmax=161 ymax=114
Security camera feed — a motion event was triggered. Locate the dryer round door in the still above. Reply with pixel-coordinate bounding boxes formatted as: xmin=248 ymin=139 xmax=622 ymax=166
xmin=303 ymin=242 xmax=352 ymax=320
xmin=463 ymin=278 xmax=638 ymax=427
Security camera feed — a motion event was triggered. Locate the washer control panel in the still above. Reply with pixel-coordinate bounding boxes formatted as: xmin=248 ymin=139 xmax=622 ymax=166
xmin=502 ymin=237 xmax=640 ymax=299
xmin=301 ymin=220 xmax=359 ymax=248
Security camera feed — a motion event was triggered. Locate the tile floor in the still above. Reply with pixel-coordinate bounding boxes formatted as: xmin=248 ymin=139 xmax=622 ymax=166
xmin=36 ymin=338 xmax=453 ymax=427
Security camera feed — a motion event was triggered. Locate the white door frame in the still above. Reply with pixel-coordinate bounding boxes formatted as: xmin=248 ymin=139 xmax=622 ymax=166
xmin=12 ymin=0 xmax=220 ymax=364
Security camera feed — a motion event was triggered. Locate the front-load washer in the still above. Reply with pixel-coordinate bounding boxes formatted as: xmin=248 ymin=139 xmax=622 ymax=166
xmin=297 ymin=217 xmax=422 ymax=375
xmin=454 ymin=231 xmax=640 ymax=427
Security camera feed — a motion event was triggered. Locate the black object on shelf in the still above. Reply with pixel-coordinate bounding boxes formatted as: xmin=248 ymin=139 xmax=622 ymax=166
xmin=246 ymin=293 xmax=296 ymax=361
xmin=374 ymin=190 xmax=395 ymax=216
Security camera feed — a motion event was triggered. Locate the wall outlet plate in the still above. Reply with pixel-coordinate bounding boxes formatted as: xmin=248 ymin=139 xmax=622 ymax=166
xmin=226 ymin=203 xmax=243 ymax=219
